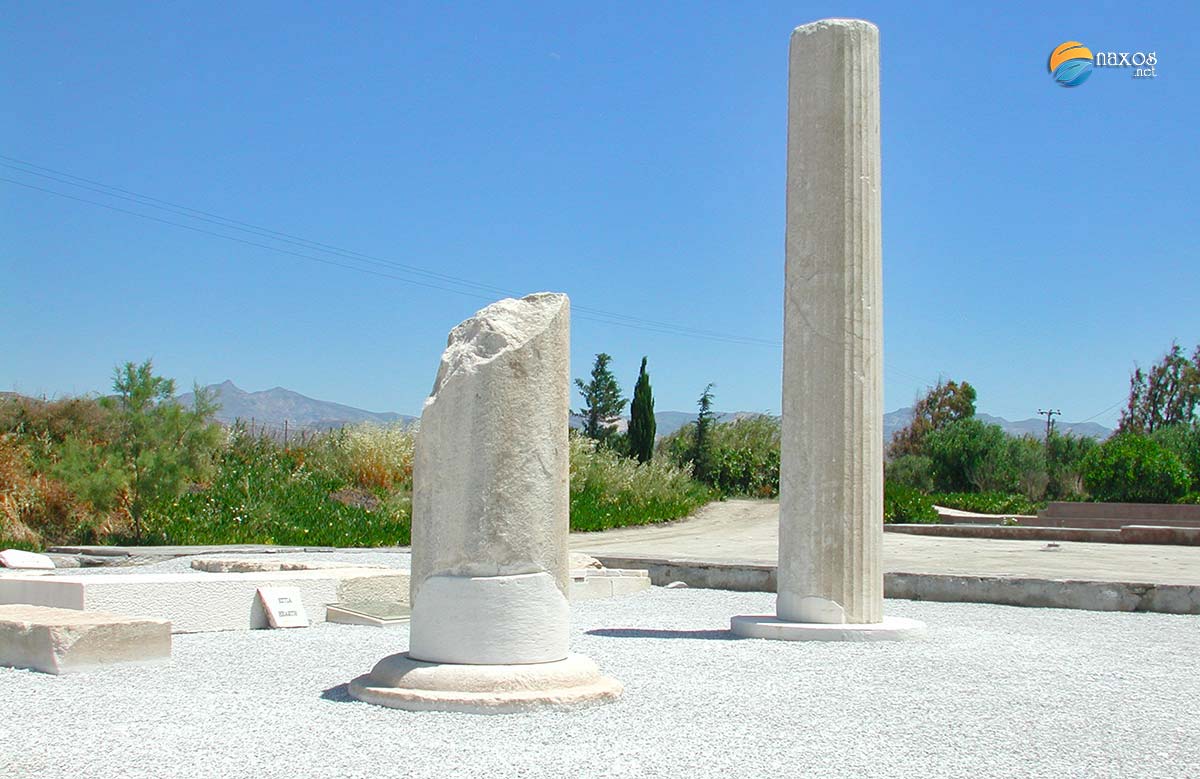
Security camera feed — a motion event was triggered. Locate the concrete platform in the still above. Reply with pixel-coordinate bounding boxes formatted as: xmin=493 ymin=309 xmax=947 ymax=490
xmin=0 ymin=604 xmax=171 ymax=674
xmin=570 ymin=499 xmax=1200 ymax=586
xmin=0 ymin=568 xmax=408 ymax=633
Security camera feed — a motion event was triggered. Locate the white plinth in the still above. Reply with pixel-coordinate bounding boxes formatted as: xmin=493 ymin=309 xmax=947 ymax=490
xmin=348 ymin=652 xmax=623 ymax=714
xmin=408 ymin=572 xmax=569 ymax=665
xmin=730 ymin=614 xmax=926 ymax=642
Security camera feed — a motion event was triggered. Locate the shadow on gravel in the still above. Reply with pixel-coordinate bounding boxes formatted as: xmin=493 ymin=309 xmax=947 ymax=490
xmin=586 ymin=628 xmax=740 ymax=641
xmin=321 ymin=683 xmax=355 ymax=703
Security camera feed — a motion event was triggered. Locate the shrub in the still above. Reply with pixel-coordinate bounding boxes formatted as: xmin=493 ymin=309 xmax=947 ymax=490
xmin=1151 ymin=423 xmax=1200 ymax=492
xmin=316 ymin=423 xmax=415 ymax=491
xmin=925 ymin=418 xmax=1010 ymax=493
xmin=928 ymin=491 xmax=1040 ymax=515
xmin=660 ymin=414 xmax=780 ymax=497
xmin=1006 ymin=435 xmax=1049 ymax=501
xmin=1045 ymin=431 xmax=1097 ymax=499
xmin=886 ymin=455 xmax=934 ymax=492
xmin=883 ymin=483 xmax=938 ymax=523
xmin=0 ymin=434 xmax=94 ymax=549
xmin=1081 ymin=433 xmax=1190 ymax=503
xmin=570 ymin=433 xmax=712 ymax=531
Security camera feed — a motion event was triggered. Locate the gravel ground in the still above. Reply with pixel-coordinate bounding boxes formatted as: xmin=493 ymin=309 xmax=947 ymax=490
xmin=4 ymin=553 xmax=1199 ymax=779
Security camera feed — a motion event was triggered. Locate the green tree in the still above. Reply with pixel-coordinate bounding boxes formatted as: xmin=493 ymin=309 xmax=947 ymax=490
xmin=627 ymin=357 xmax=656 ymax=464
xmin=1119 ymin=342 xmax=1200 ymax=433
xmin=1150 ymin=423 xmax=1200 ymax=492
xmin=575 ymin=353 xmax=626 ymax=445
xmin=691 ymin=383 xmax=717 ymax=484
xmin=57 ymin=360 xmax=223 ymax=540
xmin=924 ymin=417 xmax=1008 ymax=493
xmin=889 ymin=378 xmax=977 ymax=458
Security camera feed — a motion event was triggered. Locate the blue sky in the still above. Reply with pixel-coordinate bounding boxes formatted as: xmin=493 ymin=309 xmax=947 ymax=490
xmin=3 ymin=1 xmax=1197 ymax=425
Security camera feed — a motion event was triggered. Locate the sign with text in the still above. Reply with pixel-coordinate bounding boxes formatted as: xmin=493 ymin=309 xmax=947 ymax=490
xmin=257 ymin=586 xmax=309 ymax=628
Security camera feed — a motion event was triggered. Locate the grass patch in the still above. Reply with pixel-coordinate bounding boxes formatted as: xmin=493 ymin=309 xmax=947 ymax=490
xmin=883 ymin=483 xmax=939 ymax=523
xmin=570 ymin=434 xmax=714 ymax=532
xmin=137 ymin=427 xmax=412 ymax=548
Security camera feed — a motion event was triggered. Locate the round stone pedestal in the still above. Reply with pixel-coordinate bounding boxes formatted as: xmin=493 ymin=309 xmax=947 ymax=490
xmin=348 ymin=653 xmax=623 ymax=714
xmin=730 ymin=615 xmax=926 ymax=642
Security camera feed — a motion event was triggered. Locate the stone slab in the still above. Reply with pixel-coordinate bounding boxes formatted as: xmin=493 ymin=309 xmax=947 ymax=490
xmin=192 ymin=557 xmax=386 ymax=573
xmin=0 ymin=604 xmax=171 ymax=674
xmin=0 ymin=549 xmax=55 ymax=569
xmin=326 ymin=601 xmax=411 ymax=627
xmin=886 ymin=523 xmax=1200 ymax=546
xmin=569 ymin=569 xmax=651 ymax=600
xmin=730 ymin=614 xmax=927 ymax=642
xmin=0 ymin=568 xmax=408 ymax=633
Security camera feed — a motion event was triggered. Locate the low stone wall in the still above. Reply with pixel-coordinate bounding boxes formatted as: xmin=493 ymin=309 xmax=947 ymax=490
xmin=885 ymin=523 xmax=1200 ymax=546
xmin=1035 ymin=502 xmax=1200 ymax=529
xmin=590 ymin=555 xmax=1200 ymax=615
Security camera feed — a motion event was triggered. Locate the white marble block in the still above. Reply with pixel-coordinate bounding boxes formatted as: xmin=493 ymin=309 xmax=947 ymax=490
xmin=0 ymin=604 xmax=171 ymax=674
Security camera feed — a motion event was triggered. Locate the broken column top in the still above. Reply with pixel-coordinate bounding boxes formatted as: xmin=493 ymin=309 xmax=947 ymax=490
xmin=430 ymin=292 xmax=568 ymax=401
xmin=792 ymin=18 xmax=878 ymax=37
xmin=411 ymin=292 xmax=571 ymax=600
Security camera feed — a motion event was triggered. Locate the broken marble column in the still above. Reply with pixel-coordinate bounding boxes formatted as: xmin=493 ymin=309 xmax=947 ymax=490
xmin=349 ymin=292 xmax=623 ymax=712
xmin=731 ymin=19 xmax=924 ymax=641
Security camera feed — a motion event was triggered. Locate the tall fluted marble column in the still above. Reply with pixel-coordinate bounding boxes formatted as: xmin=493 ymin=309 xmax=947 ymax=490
xmin=732 ymin=19 xmax=925 ymax=641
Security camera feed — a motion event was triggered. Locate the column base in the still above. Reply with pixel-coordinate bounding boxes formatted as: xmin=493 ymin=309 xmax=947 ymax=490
xmin=730 ymin=615 xmax=926 ymax=642
xmin=348 ymin=652 xmax=623 ymax=714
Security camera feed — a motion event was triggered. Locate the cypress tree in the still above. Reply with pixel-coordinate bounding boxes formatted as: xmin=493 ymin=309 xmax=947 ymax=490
xmin=627 ymin=356 xmax=656 ymax=463
xmin=692 ymin=383 xmax=716 ymax=483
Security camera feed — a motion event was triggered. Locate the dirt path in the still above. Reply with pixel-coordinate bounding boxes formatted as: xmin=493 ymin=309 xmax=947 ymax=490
xmin=570 ymin=499 xmax=1200 ymax=585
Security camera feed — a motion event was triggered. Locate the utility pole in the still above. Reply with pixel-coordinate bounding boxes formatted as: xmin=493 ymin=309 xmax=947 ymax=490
xmin=1037 ymin=408 xmax=1061 ymax=440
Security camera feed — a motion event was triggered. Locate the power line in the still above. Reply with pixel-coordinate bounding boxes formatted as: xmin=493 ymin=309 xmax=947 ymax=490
xmin=1 ymin=175 xmax=781 ymax=346
xmin=0 ymin=155 xmax=781 ymax=347
xmin=1077 ymin=398 xmax=1126 ymax=424
xmin=1 ymin=155 xmax=939 ymax=379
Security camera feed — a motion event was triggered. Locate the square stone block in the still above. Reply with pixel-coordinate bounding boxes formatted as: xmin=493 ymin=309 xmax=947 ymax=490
xmin=0 ymin=604 xmax=171 ymax=674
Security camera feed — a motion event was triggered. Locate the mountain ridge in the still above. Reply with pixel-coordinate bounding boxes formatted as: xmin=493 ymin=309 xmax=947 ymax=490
xmin=175 ymin=381 xmax=1113 ymax=440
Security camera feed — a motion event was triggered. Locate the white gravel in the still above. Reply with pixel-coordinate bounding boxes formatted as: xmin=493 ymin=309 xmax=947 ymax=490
xmin=4 ymin=552 xmax=1199 ymax=779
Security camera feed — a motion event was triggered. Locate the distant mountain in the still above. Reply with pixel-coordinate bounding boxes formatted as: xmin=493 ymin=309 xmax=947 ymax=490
xmin=171 ymin=382 xmax=1112 ymax=442
xmin=569 ymin=411 xmax=767 ymax=438
xmin=177 ymin=381 xmax=416 ymax=432
xmin=882 ymin=406 xmax=1110 ymax=443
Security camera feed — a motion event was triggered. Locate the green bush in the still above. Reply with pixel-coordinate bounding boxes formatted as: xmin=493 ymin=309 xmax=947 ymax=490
xmin=570 ymin=434 xmax=713 ymax=531
xmin=883 ymin=483 xmax=939 ymax=523
xmin=885 ymin=455 xmax=935 ymax=492
xmin=1151 ymin=423 xmax=1200 ymax=492
xmin=660 ymin=415 xmax=780 ymax=497
xmin=1045 ymin=431 xmax=1097 ymax=499
xmin=925 ymin=418 xmax=1010 ymax=493
xmin=1081 ymin=433 xmax=1191 ymax=503
xmin=928 ymin=491 xmax=1040 ymax=515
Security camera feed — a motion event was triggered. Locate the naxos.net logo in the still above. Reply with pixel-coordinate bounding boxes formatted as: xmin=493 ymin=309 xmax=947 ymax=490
xmin=1048 ymin=40 xmax=1158 ymax=87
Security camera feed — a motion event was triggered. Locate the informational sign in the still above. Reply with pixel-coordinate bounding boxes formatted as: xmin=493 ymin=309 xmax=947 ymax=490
xmin=256 ymin=586 xmax=309 ymax=628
